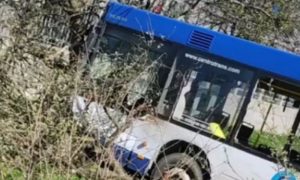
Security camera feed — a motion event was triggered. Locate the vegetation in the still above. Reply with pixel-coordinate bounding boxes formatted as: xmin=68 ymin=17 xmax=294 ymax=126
xmin=0 ymin=0 xmax=131 ymax=179
xmin=249 ymin=131 xmax=300 ymax=152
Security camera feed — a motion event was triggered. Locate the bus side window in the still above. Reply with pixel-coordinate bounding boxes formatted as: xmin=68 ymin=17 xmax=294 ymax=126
xmin=240 ymin=77 xmax=300 ymax=159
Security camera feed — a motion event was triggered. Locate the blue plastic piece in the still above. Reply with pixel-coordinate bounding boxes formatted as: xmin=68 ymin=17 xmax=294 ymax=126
xmin=272 ymin=171 xmax=297 ymax=180
xmin=104 ymin=2 xmax=300 ymax=84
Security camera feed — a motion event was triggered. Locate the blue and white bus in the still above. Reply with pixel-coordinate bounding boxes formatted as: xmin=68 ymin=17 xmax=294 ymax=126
xmin=87 ymin=2 xmax=300 ymax=179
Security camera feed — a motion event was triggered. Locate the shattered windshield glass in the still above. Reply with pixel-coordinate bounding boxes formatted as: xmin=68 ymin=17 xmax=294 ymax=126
xmin=89 ymin=35 xmax=130 ymax=79
xmin=90 ymin=53 xmax=114 ymax=79
xmin=90 ymin=34 xmax=165 ymax=106
xmin=126 ymin=62 xmax=159 ymax=105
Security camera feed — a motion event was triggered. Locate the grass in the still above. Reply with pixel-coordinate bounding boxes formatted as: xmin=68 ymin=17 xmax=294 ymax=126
xmin=249 ymin=131 xmax=300 ymax=152
xmin=0 ymin=163 xmax=85 ymax=180
xmin=0 ymin=164 xmax=23 ymax=180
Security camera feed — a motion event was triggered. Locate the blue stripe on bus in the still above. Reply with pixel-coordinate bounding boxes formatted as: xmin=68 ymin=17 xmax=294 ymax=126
xmin=114 ymin=145 xmax=150 ymax=175
xmin=114 ymin=144 xmax=131 ymax=167
xmin=126 ymin=151 xmax=150 ymax=175
xmin=104 ymin=2 xmax=300 ymax=84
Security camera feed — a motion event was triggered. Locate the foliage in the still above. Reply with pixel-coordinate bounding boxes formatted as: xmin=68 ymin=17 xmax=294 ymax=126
xmin=134 ymin=0 xmax=300 ymax=52
xmin=0 ymin=0 xmax=130 ymax=179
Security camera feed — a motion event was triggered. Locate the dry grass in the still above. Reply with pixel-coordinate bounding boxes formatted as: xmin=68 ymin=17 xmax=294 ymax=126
xmin=0 ymin=1 xmax=134 ymax=179
xmin=0 ymin=52 xmax=132 ymax=179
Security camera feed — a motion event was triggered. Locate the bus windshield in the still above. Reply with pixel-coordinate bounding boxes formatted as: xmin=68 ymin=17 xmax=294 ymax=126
xmin=88 ymin=32 xmax=173 ymax=107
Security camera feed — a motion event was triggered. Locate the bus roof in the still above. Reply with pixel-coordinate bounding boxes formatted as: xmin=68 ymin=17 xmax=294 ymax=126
xmin=104 ymin=2 xmax=300 ymax=84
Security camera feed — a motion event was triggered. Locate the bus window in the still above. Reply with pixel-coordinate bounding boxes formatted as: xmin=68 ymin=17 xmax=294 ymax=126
xmin=240 ymin=77 xmax=300 ymax=158
xmin=161 ymin=52 xmax=254 ymax=136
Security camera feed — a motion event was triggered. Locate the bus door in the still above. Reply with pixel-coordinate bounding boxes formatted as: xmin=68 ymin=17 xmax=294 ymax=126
xmin=170 ymin=51 xmax=253 ymax=137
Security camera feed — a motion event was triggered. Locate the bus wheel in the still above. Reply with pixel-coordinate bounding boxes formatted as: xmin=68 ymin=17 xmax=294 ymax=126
xmin=151 ymin=153 xmax=203 ymax=180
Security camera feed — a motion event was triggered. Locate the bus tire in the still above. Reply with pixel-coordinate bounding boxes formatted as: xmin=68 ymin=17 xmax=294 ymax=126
xmin=150 ymin=153 xmax=203 ymax=180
